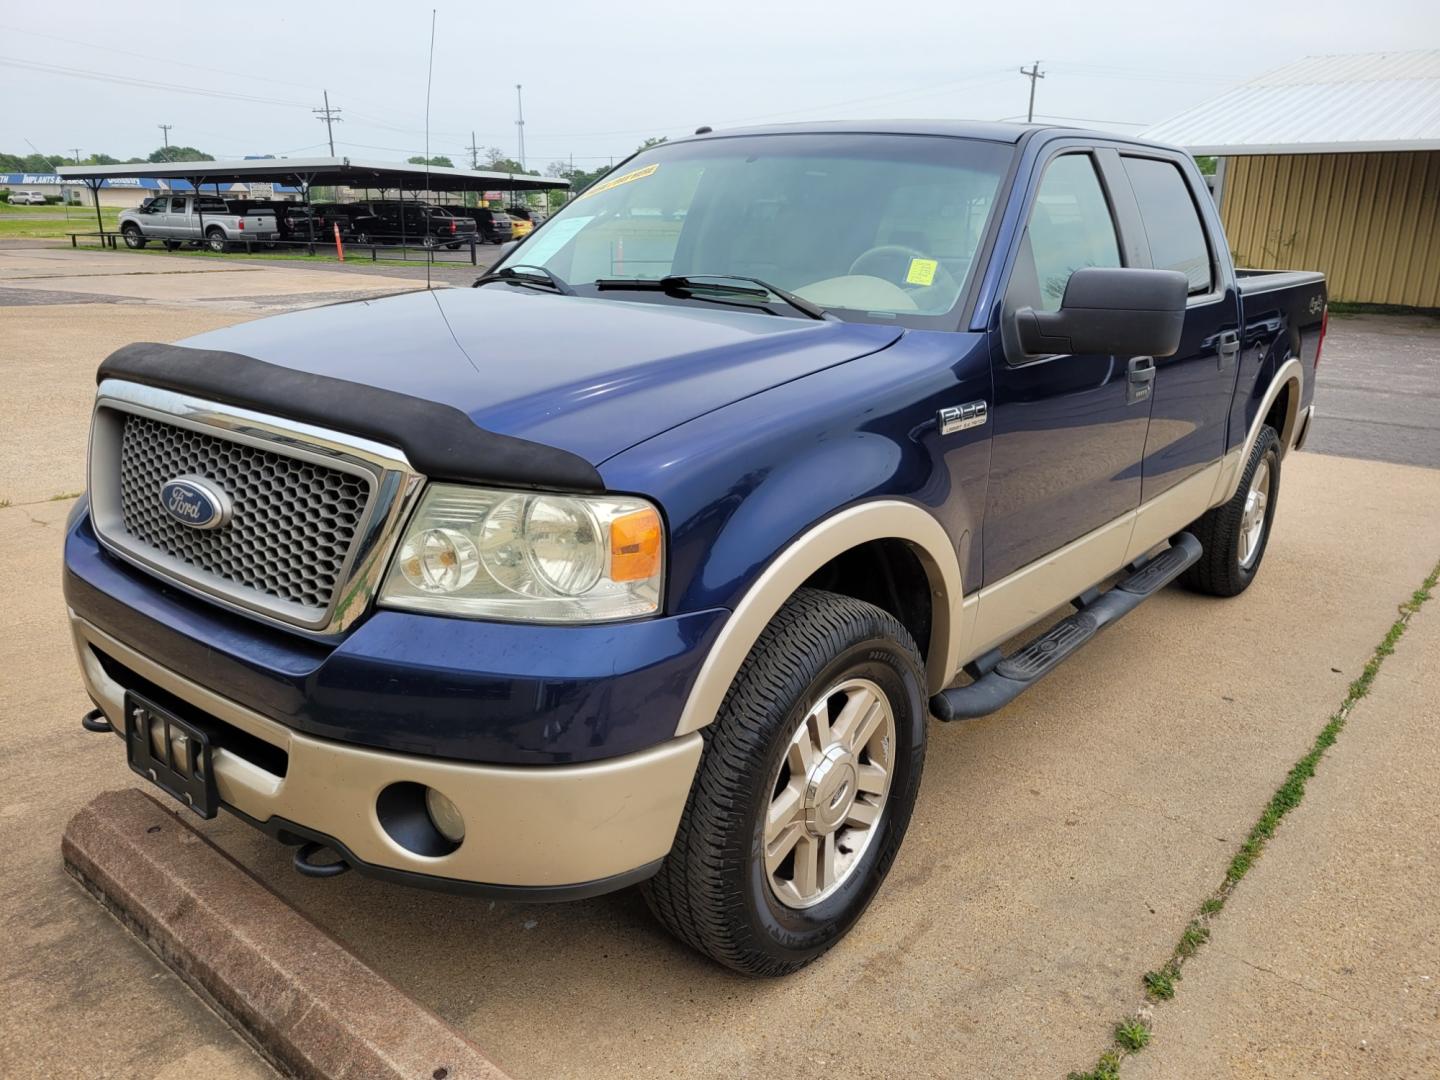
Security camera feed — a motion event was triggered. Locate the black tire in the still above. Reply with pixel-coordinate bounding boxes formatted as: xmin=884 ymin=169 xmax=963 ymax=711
xmin=644 ymin=588 xmax=927 ymax=976
xmin=163 ymin=240 xmax=181 ymax=251
xmin=121 ymin=224 xmax=146 ymax=249
xmin=206 ymin=228 xmax=228 ymax=253
xmin=1181 ymin=425 xmax=1281 ymax=597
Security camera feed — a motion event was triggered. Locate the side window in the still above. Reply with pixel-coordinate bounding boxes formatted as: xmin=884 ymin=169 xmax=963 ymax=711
xmin=170 ymin=197 xmax=187 ymax=213
xmin=1023 ymin=154 xmax=1122 ymax=311
xmin=1121 ymin=157 xmax=1213 ymax=294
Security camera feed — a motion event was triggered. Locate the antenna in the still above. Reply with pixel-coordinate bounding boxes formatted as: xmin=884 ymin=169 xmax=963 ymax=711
xmin=424 ymin=8 xmax=437 ymax=291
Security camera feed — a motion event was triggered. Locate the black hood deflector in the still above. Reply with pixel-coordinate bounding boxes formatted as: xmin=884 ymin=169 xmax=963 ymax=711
xmin=97 ymin=342 xmax=605 ymax=492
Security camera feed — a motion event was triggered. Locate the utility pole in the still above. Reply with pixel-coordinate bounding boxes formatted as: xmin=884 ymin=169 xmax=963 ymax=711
xmin=313 ymin=90 xmax=342 ymax=156
xmin=466 ymin=131 xmax=481 ymax=170
xmin=157 ymin=124 xmax=172 ymax=161
xmin=515 ymin=84 xmax=526 ymax=172
xmin=68 ymin=147 xmax=82 ymax=164
xmin=1019 ymin=61 xmax=1045 ymax=123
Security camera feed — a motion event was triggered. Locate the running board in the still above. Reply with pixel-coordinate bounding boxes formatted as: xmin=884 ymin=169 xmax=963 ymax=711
xmin=930 ymin=532 xmax=1202 ymax=722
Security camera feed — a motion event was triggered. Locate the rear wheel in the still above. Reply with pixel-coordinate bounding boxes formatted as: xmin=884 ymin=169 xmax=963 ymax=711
xmin=1181 ymin=425 xmax=1281 ymax=597
xmin=644 ymin=588 xmax=927 ymax=975
xmin=206 ymin=228 xmax=228 ymax=253
xmin=121 ymin=224 xmax=146 ymax=249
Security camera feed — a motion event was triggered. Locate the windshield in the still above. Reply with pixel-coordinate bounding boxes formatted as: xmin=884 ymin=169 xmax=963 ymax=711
xmin=500 ymin=133 xmax=1013 ymax=326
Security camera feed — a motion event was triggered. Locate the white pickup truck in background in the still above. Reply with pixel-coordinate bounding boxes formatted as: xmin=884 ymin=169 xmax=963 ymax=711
xmin=119 ymin=195 xmax=278 ymax=252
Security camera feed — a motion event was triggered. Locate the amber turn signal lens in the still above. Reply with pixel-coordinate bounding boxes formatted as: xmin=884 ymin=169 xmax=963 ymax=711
xmin=609 ymin=508 xmax=662 ymax=582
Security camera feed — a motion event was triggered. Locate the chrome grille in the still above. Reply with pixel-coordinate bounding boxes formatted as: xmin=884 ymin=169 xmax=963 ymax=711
xmin=116 ymin=413 xmax=371 ymax=612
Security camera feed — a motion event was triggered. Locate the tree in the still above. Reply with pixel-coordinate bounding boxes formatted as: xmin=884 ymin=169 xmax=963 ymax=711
xmin=481 ymin=146 xmax=532 ymax=174
xmin=1194 ymin=155 xmax=1217 ymax=176
xmin=635 ymin=136 xmax=668 ymax=153
xmin=407 ymin=155 xmax=454 ymax=167
xmin=85 ymin=153 xmax=121 ymax=166
xmin=147 ymin=145 xmax=211 ymax=163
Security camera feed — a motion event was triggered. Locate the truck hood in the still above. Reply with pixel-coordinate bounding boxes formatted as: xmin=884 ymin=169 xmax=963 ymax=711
xmin=179 ymin=286 xmax=902 ymax=465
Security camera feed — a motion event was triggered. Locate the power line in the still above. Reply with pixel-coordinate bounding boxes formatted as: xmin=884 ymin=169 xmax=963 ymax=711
xmin=0 ymin=56 xmax=312 ymax=107
xmin=1019 ymin=60 xmax=1045 ymax=123
xmin=313 ymin=90 xmax=342 ymax=156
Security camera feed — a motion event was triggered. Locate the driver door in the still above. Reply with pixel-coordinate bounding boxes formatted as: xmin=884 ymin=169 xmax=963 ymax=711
xmin=982 ymin=148 xmax=1152 ymax=584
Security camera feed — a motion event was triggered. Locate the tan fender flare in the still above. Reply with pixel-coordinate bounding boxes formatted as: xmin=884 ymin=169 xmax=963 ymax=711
xmin=1213 ymin=357 xmax=1303 ymax=506
xmin=674 ymin=501 xmax=967 ymax=737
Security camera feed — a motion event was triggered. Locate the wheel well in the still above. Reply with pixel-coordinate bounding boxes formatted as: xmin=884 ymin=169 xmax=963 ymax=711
xmin=801 ymin=539 xmax=932 ymax=660
xmin=1262 ymin=378 xmax=1298 ymax=451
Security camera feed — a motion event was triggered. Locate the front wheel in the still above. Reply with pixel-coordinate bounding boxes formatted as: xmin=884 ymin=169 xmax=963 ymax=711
xmin=121 ymin=224 xmax=146 ymax=249
xmin=644 ymin=588 xmax=927 ymax=975
xmin=1181 ymin=424 xmax=1281 ymax=597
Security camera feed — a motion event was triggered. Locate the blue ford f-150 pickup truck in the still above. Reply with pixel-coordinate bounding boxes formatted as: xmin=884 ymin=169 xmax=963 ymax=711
xmin=66 ymin=121 xmax=1326 ymax=975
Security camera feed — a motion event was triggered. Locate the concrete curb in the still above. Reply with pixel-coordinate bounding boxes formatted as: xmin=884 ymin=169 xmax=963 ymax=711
xmin=62 ymin=789 xmax=512 ymax=1080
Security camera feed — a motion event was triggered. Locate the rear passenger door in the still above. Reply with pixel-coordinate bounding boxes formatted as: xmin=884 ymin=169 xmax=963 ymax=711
xmin=983 ymin=148 xmax=1153 ymax=582
xmin=1116 ymin=152 xmax=1241 ymax=501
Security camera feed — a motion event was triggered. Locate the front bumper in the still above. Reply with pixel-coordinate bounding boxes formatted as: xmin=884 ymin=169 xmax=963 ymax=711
xmin=73 ymin=610 xmax=703 ymax=894
xmin=65 ymin=510 xmax=725 ymax=765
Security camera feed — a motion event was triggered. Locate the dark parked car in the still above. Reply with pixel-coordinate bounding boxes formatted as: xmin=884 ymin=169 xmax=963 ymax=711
xmin=352 ymin=201 xmax=479 ymax=249
xmin=453 ymin=207 xmax=513 ymax=244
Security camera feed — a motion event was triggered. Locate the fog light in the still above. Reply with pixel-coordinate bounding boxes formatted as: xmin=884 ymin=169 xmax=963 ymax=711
xmin=424 ymin=787 xmax=466 ymax=844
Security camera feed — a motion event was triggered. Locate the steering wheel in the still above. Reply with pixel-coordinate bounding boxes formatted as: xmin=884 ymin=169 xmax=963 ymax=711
xmin=847 ymin=244 xmax=959 ymax=293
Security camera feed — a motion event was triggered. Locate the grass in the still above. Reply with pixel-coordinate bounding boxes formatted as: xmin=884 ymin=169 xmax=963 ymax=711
xmin=1068 ymin=557 xmax=1440 ymax=1078
xmin=0 ymin=207 xmax=121 ymax=238
xmin=1142 ymin=968 xmax=1177 ymax=1000
xmin=71 ymin=241 xmax=482 ymax=270
xmin=49 ymin=491 xmax=83 ymax=501
xmin=1114 ymin=1020 xmax=1151 ymax=1052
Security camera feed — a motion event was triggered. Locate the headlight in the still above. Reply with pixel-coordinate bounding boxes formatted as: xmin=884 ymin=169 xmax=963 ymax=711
xmin=378 ymin=484 xmax=664 ymax=622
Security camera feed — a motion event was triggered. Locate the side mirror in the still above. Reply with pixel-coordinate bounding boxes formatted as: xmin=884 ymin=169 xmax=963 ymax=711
xmin=1015 ymin=267 xmax=1188 ymax=358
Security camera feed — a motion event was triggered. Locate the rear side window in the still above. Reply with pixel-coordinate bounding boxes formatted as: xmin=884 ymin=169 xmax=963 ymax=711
xmin=1121 ymin=157 xmax=1213 ymax=294
xmin=1023 ymin=153 xmax=1122 ymax=312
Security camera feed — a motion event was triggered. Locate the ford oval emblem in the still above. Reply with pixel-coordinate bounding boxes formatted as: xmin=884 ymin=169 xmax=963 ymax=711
xmin=159 ymin=476 xmax=232 ymax=530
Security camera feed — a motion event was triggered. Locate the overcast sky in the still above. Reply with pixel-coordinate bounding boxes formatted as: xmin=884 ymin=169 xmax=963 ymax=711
xmin=3 ymin=0 xmax=1437 ymax=172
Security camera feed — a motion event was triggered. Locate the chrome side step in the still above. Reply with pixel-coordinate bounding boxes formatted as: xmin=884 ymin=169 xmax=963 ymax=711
xmin=930 ymin=532 xmax=1202 ymax=722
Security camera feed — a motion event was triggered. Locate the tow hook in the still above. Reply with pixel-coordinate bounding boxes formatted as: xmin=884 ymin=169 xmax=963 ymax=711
xmin=81 ymin=708 xmax=114 ymax=734
xmin=293 ymin=841 xmax=352 ymax=878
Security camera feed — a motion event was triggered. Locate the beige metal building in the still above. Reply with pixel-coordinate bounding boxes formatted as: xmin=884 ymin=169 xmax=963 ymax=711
xmin=1146 ymin=51 xmax=1440 ymax=308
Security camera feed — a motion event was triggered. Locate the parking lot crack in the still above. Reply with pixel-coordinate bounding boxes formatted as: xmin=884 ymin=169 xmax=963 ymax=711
xmin=1066 ymin=557 xmax=1440 ymax=1080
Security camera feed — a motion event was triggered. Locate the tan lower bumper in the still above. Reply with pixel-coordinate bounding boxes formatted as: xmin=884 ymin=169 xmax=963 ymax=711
xmin=71 ymin=611 xmax=702 ymax=888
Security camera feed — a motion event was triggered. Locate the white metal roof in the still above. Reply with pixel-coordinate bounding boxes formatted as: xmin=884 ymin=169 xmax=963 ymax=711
xmin=1143 ymin=50 xmax=1440 ymax=155
xmin=56 ymin=157 xmax=569 ymax=192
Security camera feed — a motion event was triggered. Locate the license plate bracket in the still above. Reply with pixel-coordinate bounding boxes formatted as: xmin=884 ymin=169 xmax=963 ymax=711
xmin=124 ymin=692 xmax=217 ymax=819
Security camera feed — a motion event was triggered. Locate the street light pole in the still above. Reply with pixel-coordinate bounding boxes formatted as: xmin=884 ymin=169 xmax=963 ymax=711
xmin=515 ymin=84 xmax=526 ymax=172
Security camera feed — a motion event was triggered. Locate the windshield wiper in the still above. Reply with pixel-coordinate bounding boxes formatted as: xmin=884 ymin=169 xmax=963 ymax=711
xmin=592 ymin=274 xmax=832 ymax=321
xmin=473 ymin=264 xmax=575 ymax=295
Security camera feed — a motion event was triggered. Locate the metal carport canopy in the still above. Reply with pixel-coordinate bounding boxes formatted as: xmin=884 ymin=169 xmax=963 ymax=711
xmin=55 ymin=156 xmax=569 ymax=192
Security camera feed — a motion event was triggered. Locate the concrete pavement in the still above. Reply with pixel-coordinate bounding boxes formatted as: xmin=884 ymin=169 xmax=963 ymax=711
xmin=1129 ymin=585 xmax=1440 ymax=1080
xmin=196 ymin=450 xmax=1440 ymax=1080
xmin=2 ymin=280 xmax=1438 ymax=1077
